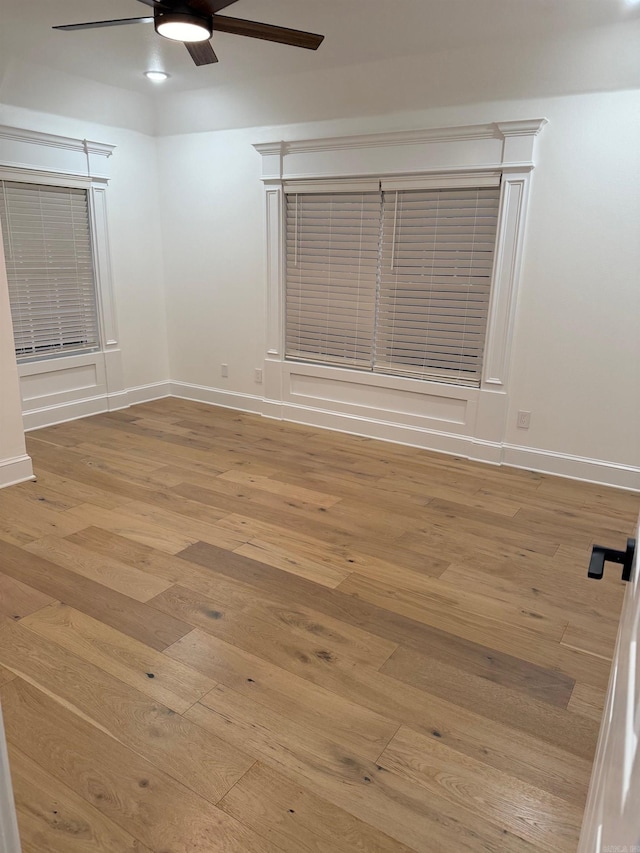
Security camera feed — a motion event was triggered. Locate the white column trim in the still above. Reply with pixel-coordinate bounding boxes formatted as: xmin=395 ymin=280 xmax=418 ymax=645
xmin=482 ymin=171 xmax=530 ymax=389
xmin=90 ymin=183 xmax=118 ymax=349
xmin=264 ymin=184 xmax=283 ymax=358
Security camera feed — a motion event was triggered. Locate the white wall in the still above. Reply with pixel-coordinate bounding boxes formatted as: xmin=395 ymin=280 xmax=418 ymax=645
xmin=157 ymin=89 xmax=640 ymax=488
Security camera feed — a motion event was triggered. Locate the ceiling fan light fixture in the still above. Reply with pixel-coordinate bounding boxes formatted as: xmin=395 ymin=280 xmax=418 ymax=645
xmin=155 ymin=12 xmax=212 ymax=43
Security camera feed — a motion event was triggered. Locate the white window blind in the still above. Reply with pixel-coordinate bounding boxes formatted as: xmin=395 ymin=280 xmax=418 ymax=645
xmin=0 ymin=180 xmax=100 ymax=360
xmin=284 ymin=180 xmax=501 ymax=387
xmin=285 ymin=191 xmax=380 ymax=368
xmin=376 ymin=186 xmax=501 ymax=386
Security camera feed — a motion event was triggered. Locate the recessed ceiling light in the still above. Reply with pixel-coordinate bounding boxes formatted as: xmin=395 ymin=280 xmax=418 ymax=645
xmin=144 ymin=70 xmax=170 ymax=82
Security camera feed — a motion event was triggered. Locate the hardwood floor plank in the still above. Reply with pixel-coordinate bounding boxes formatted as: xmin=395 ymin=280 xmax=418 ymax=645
xmin=23 ymin=468 xmax=131 ymax=511
xmin=234 ymin=539 xmax=352 ymax=587
xmin=0 ymin=664 xmax=16 ymax=687
xmin=91 ymin=499 xmax=244 ymax=551
xmin=0 ymin=679 xmax=278 ymax=853
xmin=9 ymin=746 xmax=153 ymax=853
xmin=0 ymin=490 xmax=88 ymax=541
xmin=378 ymin=725 xmax=583 ymax=851
xmin=218 ymin=469 xmax=343 ymax=509
xmin=21 ymin=603 xmax=216 ymax=714
xmin=568 ymin=682 xmax=608 ymax=723
xmin=5 ymin=479 xmax=80 ymax=512
xmin=0 ymin=621 xmax=253 ymax=804
xmin=149 ymin=583 xmax=398 ymax=671
xmin=219 ymin=761 xmax=416 ymax=853
xmin=171 ymin=480 xmax=409 ymax=547
xmin=380 ymin=646 xmax=597 ymax=759
xmin=165 ymin=606 xmax=591 ymax=806
xmin=66 ymin=526 xmax=218 ymax=585
xmin=424 ymin=497 xmax=594 ymax=551
xmin=336 ymin=571 xmax=570 ymax=668
xmin=188 ymin=686 xmax=542 ymax=853
xmin=258 ymin=467 xmax=444 ymax=521
xmin=375 ymin=474 xmax=522 ymax=517
xmin=24 ymin=536 xmax=173 ymax=603
xmin=178 ymin=540 xmax=574 ymax=703
xmin=63 ymin=503 xmax=200 ymax=554
xmin=165 ymin=627 xmax=398 ymax=759
xmin=465 ymin=545 xmax=626 ymax=619
xmin=561 ymin=619 xmax=620 ymax=661
xmin=338 ymin=570 xmax=568 ymax=644
xmin=0 ymin=571 xmax=55 ymax=620
xmin=216 ymin=512 xmax=448 ymax=576
xmin=0 ymin=539 xmax=191 ymax=651
xmin=440 ymin=561 xmax=624 ymax=629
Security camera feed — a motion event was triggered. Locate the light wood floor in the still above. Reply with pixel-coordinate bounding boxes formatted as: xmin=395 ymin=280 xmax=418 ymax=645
xmin=1 ymin=399 xmax=638 ymax=853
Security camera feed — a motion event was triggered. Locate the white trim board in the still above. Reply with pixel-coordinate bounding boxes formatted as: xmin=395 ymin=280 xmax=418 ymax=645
xmin=169 ymin=381 xmax=265 ymax=416
xmin=21 ymin=382 xmax=171 ymax=432
xmin=503 ymin=445 xmax=640 ymax=493
xmin=0 ymin=454 xmax=34 ymax=489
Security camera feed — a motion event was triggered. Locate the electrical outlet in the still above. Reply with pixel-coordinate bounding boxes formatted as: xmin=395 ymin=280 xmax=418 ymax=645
xmin=221 ymin=363 xmax=228 ymax=378
xmin=517 ymin=410 xmax=531 ymax=429
xmin=255 ymin=368 xmax=263 ymax=384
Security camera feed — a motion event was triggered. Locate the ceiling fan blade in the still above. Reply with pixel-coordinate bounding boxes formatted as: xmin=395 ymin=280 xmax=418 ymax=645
xmin=185 ymin=40 xmax=219 ymax=65
xmin=53 ymin=17 xmax=153 ymax=32
xmin=211 ymin=16 xmax=324 ymax=50
xmin=135 ymin=0 xmax=237 ymax=10
xmin=189 ymin=0 xmax=240 ymax=13
xmin=135 ymin=0 xmax=169 ymax=8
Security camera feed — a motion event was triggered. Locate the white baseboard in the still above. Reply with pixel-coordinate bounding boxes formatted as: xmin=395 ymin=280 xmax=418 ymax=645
xmin=169 ymin=381 xmax=264 ymax=414
xmin=23 ymin=393 xmax=109 ymax=431
xmin=0 ymin=454 xmax=34 ymax=489
xmin=278 ymin=399 xmax=503 ymax=462
xmin=22 ymin=382 xmax=172 ymax=432
xmin=124 ymin=381 xmax=172 ymax=407
xmin=503 ymin=444 xmax=640 ymax=492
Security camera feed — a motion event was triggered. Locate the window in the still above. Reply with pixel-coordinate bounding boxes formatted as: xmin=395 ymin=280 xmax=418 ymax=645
xmin=0 ymin=180 xmax=100 ymax=360
xmin=285 ymin=181 xmax=501 ymax=387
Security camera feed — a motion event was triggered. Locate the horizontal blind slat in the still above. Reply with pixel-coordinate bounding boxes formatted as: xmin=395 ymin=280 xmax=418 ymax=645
xmin=0 ymin=179 xmax=100 ymax=359
xmin=375 ymin=186 xmax=500 ymax=385
xmin=286 ymin=191 xmax=378 ymax=367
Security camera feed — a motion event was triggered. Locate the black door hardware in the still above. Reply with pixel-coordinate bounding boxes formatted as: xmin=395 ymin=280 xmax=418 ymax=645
xmin=588 ymin=538 xmax=636 ymax=582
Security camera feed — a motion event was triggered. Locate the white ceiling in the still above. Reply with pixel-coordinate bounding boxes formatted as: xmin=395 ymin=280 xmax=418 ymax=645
xmin=1 ymin=0 xmax=638 ymax=96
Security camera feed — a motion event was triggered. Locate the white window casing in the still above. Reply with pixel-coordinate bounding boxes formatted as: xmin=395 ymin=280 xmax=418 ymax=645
xmin=255 ymin=121 xmax=547 ymax=463
xmin=0 ymin=125 xmax=124 ymax=428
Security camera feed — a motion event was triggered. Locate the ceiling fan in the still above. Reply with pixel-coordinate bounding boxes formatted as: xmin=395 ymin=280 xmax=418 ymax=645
xmin=53 ymin=0 xmax=325 ymax=66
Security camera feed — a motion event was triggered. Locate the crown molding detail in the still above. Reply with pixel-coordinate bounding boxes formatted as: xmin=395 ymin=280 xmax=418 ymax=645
xmin=496 ymin=119 xmax=548 ymax=137
xmin=254 ymin=119 xmax=548 ymax=181
xmin=0 ymin=125 xmax=115 ymax=180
